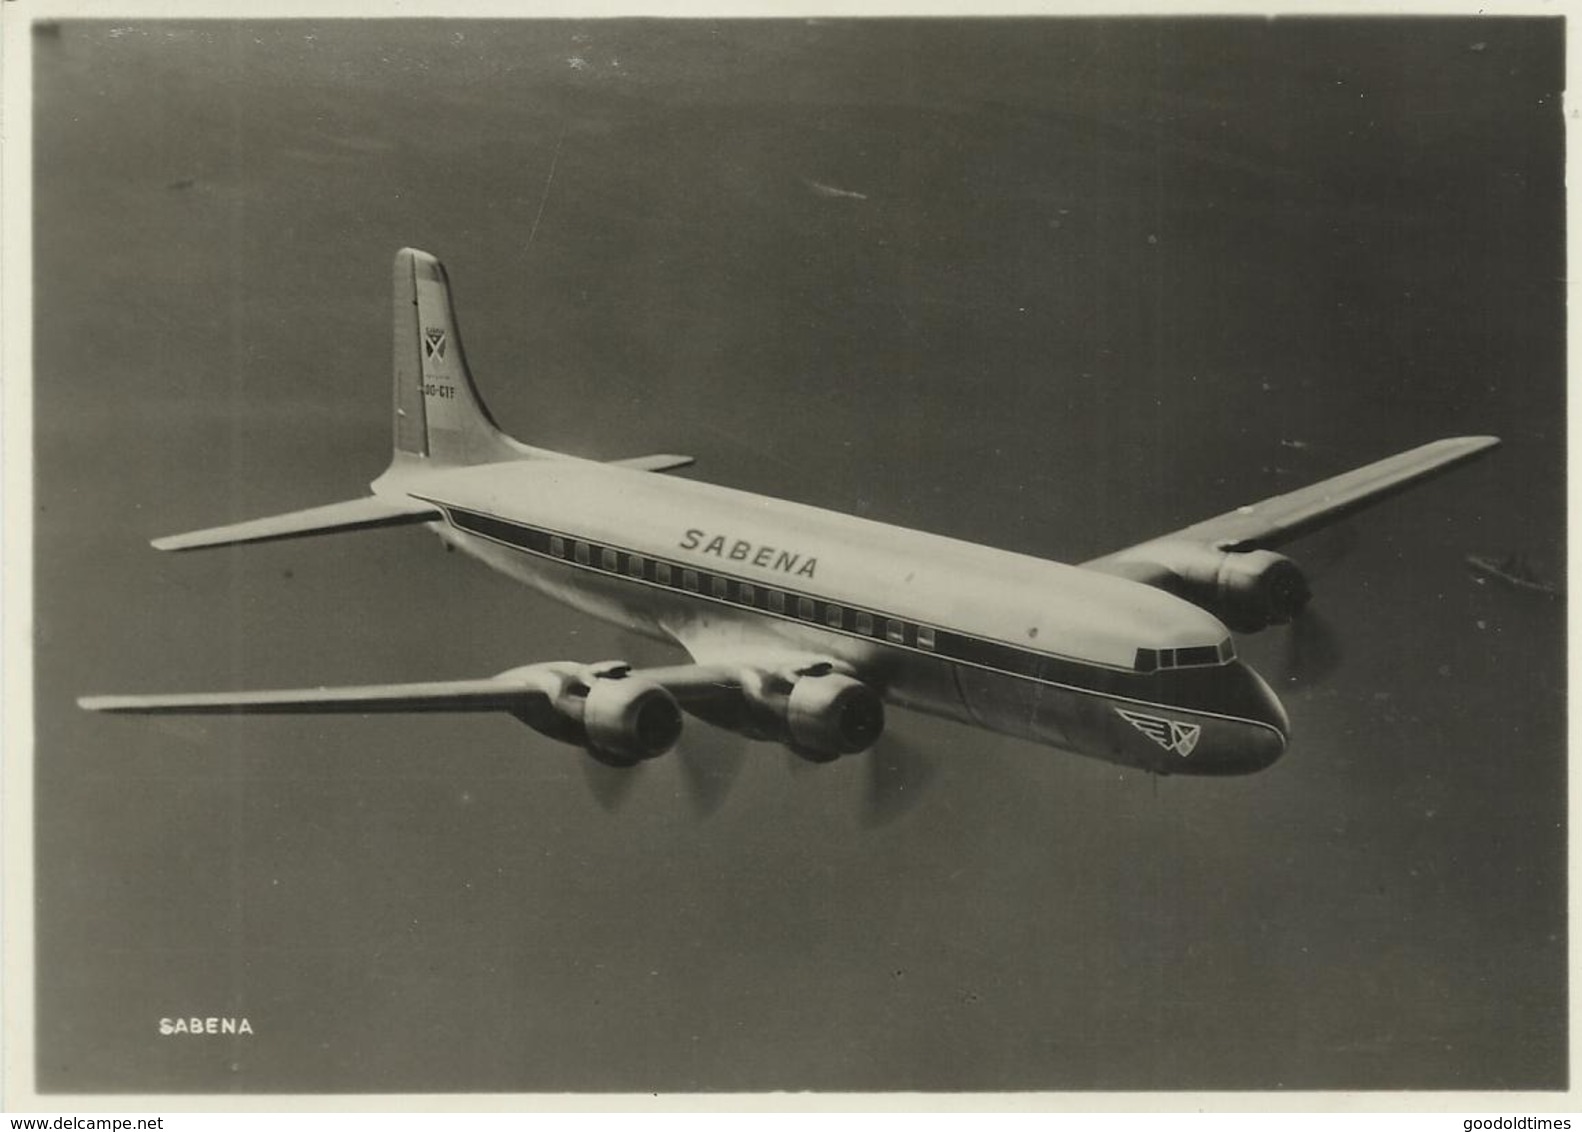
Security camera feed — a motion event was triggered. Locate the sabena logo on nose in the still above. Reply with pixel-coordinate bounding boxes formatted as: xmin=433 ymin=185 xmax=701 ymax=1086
xmin=1116 ymin=708 xmax=1201 ymax=757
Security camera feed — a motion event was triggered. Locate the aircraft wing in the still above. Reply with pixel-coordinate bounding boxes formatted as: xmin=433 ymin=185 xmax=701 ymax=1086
xmin=608 ymin=453 xmax=696 ymax=473
xmin=1084 ymin=436 xmax=1500 ymax=574
xmin=78 ymin=660 xmax=751 ymax=764
xmin=78 ymin=678 xmax=542 ymax=716
xmin=77 ymin=651 xmax=884 ymax=760
xmin=152 ymin=496 xmax=441 ymax=552
xmin=77 ymin=661 xmax=743 ymax=718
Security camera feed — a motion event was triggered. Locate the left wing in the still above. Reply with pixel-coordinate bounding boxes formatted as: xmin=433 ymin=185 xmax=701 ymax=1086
xmin=80 ymin=661 xmax=737 ymax=766
xmin=79 ymin=652 xmax=884 ymax=761
xmin=1081 ymin=436 xmax=1500 ymax=632
xmin=79 ymin=678 xmax=548 ymax=716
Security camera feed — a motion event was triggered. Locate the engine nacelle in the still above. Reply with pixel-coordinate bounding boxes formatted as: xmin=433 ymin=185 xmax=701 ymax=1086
xmin=706 ymin=667 xmax=886 ymax=761
xmin=784 ymin=673 xmax=885 ymax=760
xmin=1156 ymin=545 xmax=1311 ymax=633
xmin=580 ymin=677 xmax=683 ymax=766
xmin=499 ymin=662 xmax=682 ymax=766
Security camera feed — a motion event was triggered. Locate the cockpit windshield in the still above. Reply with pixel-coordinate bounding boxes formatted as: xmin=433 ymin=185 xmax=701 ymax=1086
xmin=1134 ymin=637 xmax=1235 ymax=673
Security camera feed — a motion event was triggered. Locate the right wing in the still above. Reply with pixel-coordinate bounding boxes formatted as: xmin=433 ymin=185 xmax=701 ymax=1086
xmin=1079 ymin=435 xmax=1500 ymax=633
xmin=1085 ymin=435 xmax=1501 ymax=571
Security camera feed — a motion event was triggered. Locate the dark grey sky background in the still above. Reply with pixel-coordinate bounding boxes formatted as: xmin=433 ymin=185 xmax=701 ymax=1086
xmin=33 ymin=18 xmax=1564 ymax=1093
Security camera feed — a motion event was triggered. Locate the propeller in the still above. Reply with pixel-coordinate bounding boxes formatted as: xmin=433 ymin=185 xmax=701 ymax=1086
xmin=860 ymin=730 xmax=934 ymax=828
xmin=1278 ymin=606 xmax=1343 ymax=688
xmin=675 ymin=729 xmax=749 ymax=818
xmin=784 ymin=747 xmax=823 ymax=776
xmin=1273 ymin=520 xmax=1355 ymax=688
xmin=1296 ymin=521 xmax=1359 ymax=581
xmin=580 ymin=755 xmax=644 ymax=812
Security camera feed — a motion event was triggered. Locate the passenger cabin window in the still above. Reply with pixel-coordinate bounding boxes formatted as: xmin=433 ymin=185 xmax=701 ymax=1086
xmin=916 ymin=626 xmax=936 ymax=651
xmin=573 ymin=541 xmax=590 ymax=566
xmin=600 ymin=548 xmax=618 ymax=571
xmin=549 ymin=536 xmax=565 ymax=558
xmin=824 ymin=605 xmax=843 ymax=629
xmin=769 ymin=591 xmax=786 ymax=613
xmin=655 ymin=563 xmax=672 ymax=586
xmin=711 ymin=576 xmax=728 ymax=599
xmin=885 ymin=619 xmax=906 ymax=645
xmin=797 ymin=597 xmax=815 ymax=621
xmin=855 ymin=612 xmax=874 ymax=636
xmin=682 ymin=569 xmax=699 ymax=592
xmin=626 ymin=554 xmax=644 ymax=578
xmin=738 ymin=582 xmax=756 ymax=606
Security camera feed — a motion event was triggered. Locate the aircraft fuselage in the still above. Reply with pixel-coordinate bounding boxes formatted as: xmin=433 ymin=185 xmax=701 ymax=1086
xmin=394 ymin=457 xmax=1290 ymax=776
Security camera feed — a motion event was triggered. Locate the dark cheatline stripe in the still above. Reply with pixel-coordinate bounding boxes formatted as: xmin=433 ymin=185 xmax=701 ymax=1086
xmin=439 ymin=505 xmax=1263 ymax=721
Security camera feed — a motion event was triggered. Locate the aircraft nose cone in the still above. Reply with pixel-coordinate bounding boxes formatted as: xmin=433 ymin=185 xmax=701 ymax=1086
xmin=1253 ymin=663 xmax=1291 ymax=742
xmin=1223 ymin=664 xmax=1289 ymax=773
xmin=1168 ymin=663 xmax=1289 ymax=776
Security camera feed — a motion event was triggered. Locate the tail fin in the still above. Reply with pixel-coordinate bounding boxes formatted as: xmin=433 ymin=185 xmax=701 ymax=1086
xmin=391 ymin=247 xmax=535 ymax=466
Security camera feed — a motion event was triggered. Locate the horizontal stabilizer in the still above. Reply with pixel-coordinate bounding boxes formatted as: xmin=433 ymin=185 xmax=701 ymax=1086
xmin=608 ymin=453 xmax=696 ymax=473
xmin=152 ymin=496 xmax=441 ymax=552
xmin=79 ymin=677 xmax=539 ymax=716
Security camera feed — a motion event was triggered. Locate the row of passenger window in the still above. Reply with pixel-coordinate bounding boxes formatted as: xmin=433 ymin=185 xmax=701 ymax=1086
xmin=548 ymin=534 xmax=937 ymax=651
xmin=452 ymin=509 xmax=1196 ymax=689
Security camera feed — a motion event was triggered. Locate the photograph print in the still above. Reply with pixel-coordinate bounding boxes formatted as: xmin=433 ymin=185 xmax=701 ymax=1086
xmin=26 ymin=14 xmax=1566 ymax=1095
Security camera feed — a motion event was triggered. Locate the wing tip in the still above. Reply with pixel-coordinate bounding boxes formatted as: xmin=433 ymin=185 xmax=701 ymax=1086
xmin=1437 ymin=434 xmax=1503 ymax=465
xmin=1431 ymin=434 xmax=1501 ymax=455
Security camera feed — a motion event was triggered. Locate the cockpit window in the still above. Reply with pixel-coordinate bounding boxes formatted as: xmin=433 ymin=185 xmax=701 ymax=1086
xmin=1135 ymin=637 xmax=1235 ymax=672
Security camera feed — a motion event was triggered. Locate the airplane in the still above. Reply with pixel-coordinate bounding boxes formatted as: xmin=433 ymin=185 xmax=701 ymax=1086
xmin=79 ymin=247 xmax=1501 ymax=780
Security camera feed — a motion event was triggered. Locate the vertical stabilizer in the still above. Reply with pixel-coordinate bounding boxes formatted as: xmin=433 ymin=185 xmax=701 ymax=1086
xmin=391 ymin=247 xmax=527 ymax=466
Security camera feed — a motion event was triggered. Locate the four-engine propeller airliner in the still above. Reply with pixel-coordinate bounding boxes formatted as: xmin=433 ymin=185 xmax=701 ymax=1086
xmin=79 ymin=248 xmax=1500 ymax=777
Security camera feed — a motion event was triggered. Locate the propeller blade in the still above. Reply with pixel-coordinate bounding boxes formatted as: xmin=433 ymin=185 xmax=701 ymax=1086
xmin=581 ymin=756 xmax=643 ymax=812
xmin=1279 ymin=607 xmax=1343 ymax=688
xmin=861 ymin=731 xmax=934 ymax=828
xmin=676 ymin=729 xmax=749 ymax=818
xmin=1293 ymin=520 xmax=1358 ymax=583
xmin=785 ymin=749 xmax=820 ymax=776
